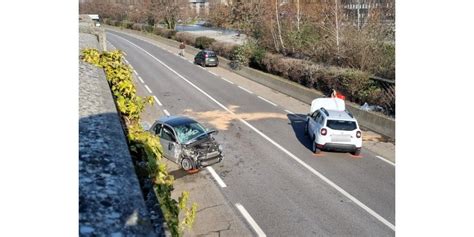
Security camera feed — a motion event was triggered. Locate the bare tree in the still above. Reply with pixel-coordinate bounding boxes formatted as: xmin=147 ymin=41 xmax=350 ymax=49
xmin=147 ymin=0 xmax=187 ymax=29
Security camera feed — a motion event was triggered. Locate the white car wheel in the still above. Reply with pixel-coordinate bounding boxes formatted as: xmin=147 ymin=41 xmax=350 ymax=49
xmin=313 ymin=138 xmax=321 ymax=154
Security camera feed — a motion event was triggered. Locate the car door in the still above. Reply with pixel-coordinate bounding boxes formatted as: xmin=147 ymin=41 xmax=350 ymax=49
xmin=194 ymin=52 xmax=200 ymax=63
xmin=314 ymin=113 xmax=325 ymax=143
xmin=159 ymin=125 xmax=180 ymax=163
xmin=308 ymin=111 xmax=320 ymax=138
xmin=196 ymin=52 xmax=203 ymax=64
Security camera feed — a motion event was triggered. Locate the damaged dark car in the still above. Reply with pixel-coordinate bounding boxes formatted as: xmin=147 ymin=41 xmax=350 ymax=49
xmin=149 ymin=116 xmax=223 ymax=171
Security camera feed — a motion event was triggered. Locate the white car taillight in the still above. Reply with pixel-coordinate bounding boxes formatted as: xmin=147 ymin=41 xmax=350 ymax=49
xmin=356 ymin=131 xmax=361 ymax=138
xmin=321 ymin=128 xmax=327 ymax=136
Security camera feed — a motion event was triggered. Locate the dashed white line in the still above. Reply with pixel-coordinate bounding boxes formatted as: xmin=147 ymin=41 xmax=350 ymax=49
xmin=238 ymin=86 xmax=253 ymax=94
xmin=138 ymin=76 xmax=144 ymax=84
xmin=163 ymin=109 xmax=170 ymax=116
xmin=206 ymin=167 xmax=227 ymax=188
xmin=258 ymin=96 xmax=277 ymax=106
xmin=188 ymin=60 xmax=194 ymax=64
xmin=133 ymin=70 xmax=138 ymax=76
xmin=124 ymin=58 xmax=129 ymax=64
xmin=144 ymin=85 xmax=152 ymax=93
xmin=376 ymin=155 xmax=395 ymax=166
xmin=235 ymin=203 xmax=266 ymax=237
xmin=284 ymin=109 xmax=295 ymax=114
xmin=153 ymin=96 xmax=162 ymax=106
xmin=221 ymin=77 xmax=234 ymax=84
xmin=209 ymin=71 xmax=218 ymax=76
xmin=109 ymin=33 xmax=395 ymax=231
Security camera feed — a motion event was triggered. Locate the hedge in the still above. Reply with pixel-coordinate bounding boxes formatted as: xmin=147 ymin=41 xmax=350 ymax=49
xmin=209 ymin=41 xmax=239 ymax=59
xmin=153 ymin=27 xmax=177 ymax=39
xmin=195 ymin=36 xmax=216 ymax=50
xmin=175 ymin=32 xmax=199 ymax=46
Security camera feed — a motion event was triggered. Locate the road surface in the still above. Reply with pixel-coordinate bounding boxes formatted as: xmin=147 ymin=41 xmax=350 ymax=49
xmin=107 ymin=30 xmax=395 ymax=237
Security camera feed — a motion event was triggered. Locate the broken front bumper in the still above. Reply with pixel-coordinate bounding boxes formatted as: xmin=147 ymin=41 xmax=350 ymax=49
xmin=197 ymin=151 xmax=223 ymax=168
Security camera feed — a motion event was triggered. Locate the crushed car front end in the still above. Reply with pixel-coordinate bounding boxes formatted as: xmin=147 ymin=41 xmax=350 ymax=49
xmin=181 ymin=136 xmax=223 ymax=168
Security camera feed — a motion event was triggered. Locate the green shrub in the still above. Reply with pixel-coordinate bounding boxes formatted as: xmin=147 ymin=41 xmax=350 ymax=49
xmin=195 ymin=36 xmax=216 ymax=49
xmin=249 ymin=46 xmax=266 ymax=69
xmin=231 ymin=40 xmax=260 ymax=66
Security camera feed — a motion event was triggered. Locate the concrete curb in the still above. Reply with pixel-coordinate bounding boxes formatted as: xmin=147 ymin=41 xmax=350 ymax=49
xmin=105 ymin=26 xmax=395 ymax=140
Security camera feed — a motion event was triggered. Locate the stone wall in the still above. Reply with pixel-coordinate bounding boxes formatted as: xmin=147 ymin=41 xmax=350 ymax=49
xmin=79 ymin=27 xmax=163 ymax=236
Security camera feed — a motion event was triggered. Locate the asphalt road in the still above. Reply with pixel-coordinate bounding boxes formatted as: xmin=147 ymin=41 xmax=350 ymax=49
xmin=107 ymin=30 xmax=395 ymax=236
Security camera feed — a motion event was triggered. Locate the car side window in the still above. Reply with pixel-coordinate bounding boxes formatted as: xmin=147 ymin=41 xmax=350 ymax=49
xmin=317 ymin=115 xmax=325 ymax=125
xmin=311 ymin=111 xmax=320 ymax=120
xmin=154 ymin=124 xmax=162 ymax=135
xmin=160 ymin=126 xmax=176 ymax=142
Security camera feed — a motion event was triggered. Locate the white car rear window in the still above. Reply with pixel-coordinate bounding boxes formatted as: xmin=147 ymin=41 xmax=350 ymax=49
xmin=326 ymin=120 xmax=357 ymax=131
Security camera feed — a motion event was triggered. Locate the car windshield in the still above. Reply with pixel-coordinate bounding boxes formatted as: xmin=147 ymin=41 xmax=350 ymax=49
xmin=174 ymin=122 xmax=208 ymax=144
xmin=326 ymin=120 xmax=357 ymax=131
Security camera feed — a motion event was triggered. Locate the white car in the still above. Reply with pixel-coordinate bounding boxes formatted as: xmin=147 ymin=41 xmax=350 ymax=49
xmin=304 ymin=98 xmax=362 ymax=155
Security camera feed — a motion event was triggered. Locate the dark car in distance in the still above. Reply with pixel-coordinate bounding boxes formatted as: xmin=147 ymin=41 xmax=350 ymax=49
xmin=194 ymin=50 xmax=219 ymax=67
xmin=149 ymin=115 xmax=223 ymax=171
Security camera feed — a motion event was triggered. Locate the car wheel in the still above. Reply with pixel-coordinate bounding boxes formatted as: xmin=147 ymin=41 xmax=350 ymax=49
xmin=312 ymin=138 xmax=321 ymax=154
xmin=181 ymin=157 xmax=195 ymax=171
xmin=351 ymin=149 xmax=361 ymax=156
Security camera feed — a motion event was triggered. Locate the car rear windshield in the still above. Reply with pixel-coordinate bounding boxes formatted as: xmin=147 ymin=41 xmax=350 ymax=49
xmin=326 ymin=120 xmax=357 ymax=131
xmin=206 ymin=52 xmax=216 ymax=57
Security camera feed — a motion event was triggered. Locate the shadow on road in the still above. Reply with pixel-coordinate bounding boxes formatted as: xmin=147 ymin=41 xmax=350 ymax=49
xmin=287 ymin=114 xmax=313 ymax=152
xmin=169 ymin=168 xmax=192 ymax=180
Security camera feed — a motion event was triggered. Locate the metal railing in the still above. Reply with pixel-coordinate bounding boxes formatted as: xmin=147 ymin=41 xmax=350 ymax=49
xmin=370 ymin=76 xmax=395 ymax=116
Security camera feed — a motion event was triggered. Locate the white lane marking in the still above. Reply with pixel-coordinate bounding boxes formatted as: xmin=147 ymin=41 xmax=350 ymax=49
xmin=144 ymin=85 xmax=152 ymax=94
xmin=138 ymin=76 xmax=145 ymax=84
xmin=209 ymin=71 xmax=218 ymax=76
xmin=163 ymin=109 xmax=170 ymax=116
xmin=206 ymin=167 xmax=227 ymax=188
xmin=284 ymin=109 xmax=295 ymax=114
xmin=124 ymin=58 xmax=129 ymax=64
xmin=153 ymin=96 xmax=162 ymax=106
xmin=133 ymin=70 xmax=138 ymax=76
xmin=188 ymin=60 xmax=194 ymax=64
xmin=258 ymin=96 xmax=277 ymax=107
xmin=238 ymin=86 xmax=253 ymax=94
xmin=221 ymin=77 xmax=234 ymax=84
xmin=235 ymin=203 xmax=266 ymax=237
xmin=110 ymin=33 xmax=395 ymax=231
xmin=376 ymin=155 xmax=395 ymax=166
